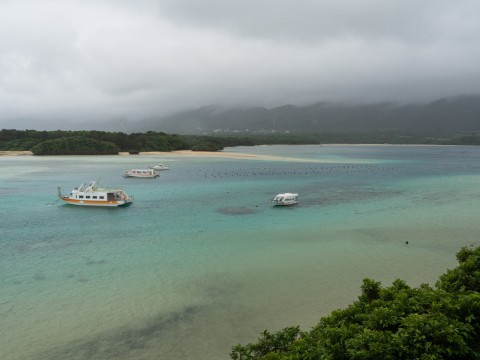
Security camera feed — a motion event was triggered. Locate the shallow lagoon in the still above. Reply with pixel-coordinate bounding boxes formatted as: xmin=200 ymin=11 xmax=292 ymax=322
xmin=1 ymin=145 xmax=479 ymax=359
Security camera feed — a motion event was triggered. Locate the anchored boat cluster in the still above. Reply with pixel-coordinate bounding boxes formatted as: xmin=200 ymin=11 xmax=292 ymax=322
xmin=58 ymin=163 xmax=299 ymax=207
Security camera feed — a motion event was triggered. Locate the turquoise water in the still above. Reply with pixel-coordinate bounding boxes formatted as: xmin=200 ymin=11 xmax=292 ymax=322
xmin=1 ymin=145 xmax=480 ymax=359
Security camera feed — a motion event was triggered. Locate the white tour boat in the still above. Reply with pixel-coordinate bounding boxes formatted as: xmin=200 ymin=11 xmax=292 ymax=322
xmin=123 ymin=169 xmax=159 ymax=178
xmin=150 ymin=164 xmax=170 ymax=171
xmin=58 ymin=181 xmax=133 ymax=207
xmin=271 ymin=193 xmax=299 ymax=206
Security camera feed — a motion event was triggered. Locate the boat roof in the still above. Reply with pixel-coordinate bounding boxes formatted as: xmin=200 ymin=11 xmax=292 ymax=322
xmin=76 ymin=181 xmax=124 ymax=192
xmin=275 ymin=193 xmax=298 ymax=196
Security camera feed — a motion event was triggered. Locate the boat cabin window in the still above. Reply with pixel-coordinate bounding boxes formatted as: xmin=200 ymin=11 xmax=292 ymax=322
xmin=79 ymin=195 xmax=84 ymax=199
xmin=86 ymin=196 xmax=91 ymax=199
xmin=99 ymin=196 xmax=104 ymax=199
xmin=92 ymin=196 xmax=97 ymax=199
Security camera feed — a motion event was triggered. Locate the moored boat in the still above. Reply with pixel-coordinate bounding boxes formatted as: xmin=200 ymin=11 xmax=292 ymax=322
xmin=271 ymin=193 xmax=299 ymax=206
xmin=150 ymin=164 xmax=169 ymax=171
xmin=58 ymin=181 xmax=133 ymax=207
xmin=123 ymin=169 xmax=159 ymax=178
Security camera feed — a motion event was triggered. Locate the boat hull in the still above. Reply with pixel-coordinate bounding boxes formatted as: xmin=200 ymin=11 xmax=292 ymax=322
xmin=272 ymin=201 xmax=298 ymax=206
xmin=60 ymin=197 xmax=132 ymax=207
xmin=123 ymin=174 xmax=159 ymax=178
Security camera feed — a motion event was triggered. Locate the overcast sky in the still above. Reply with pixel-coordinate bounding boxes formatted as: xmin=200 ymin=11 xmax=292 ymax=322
xmin=1 ymin=0 xmax=480 ymax=127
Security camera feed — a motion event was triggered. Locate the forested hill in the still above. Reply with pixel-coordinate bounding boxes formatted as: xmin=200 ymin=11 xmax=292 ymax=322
xmin=136 ymin=95 xmax=480 ymax=134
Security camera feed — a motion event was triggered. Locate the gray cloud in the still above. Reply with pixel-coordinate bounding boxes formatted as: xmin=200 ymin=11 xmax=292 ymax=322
xmin=1 ymin=0 xmax=480 ymax=128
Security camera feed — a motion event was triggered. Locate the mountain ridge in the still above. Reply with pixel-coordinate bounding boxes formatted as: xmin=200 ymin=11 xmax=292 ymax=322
xmin=2 ymin=95 xmax=479 ymax=134
xmin=134 ymin=94 xmax=480 ymax=134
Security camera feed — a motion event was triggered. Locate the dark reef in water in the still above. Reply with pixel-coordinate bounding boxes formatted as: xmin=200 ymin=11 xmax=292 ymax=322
xmin=37 ymin=305 xmax=205 ymax=360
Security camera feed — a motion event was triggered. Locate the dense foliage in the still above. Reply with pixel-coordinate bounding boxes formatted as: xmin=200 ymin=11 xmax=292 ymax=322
xmin=0 ymin=129 xmax=228 ymax=154
xmin=30 ymin=137 xmax=120 ymax=155
xmin=2 ymin=129 xmax=480 ymax=155
xmin=213 ymin=132 xmax=480 ymax=146
xmin=231 ymin=246 xmax=480 ymax=360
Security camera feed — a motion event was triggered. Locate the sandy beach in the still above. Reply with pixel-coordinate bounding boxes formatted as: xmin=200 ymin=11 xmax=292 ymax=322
xmin=139 ymin=150 xmax=343 ymax=163
xmin=1 ymin=144 xmax=442 ymax=161
xmin=0 ymin=149 xmax=286 ymax=160
xmin=0 ymin=148 xmax=375 ymax=163
xmin=0 ymin=151 xmax=33 ymax=156
xmin=138 ymin=149 xmax=384 ymax=163
xmin=140 ymin=150 xmax=260 ymax=158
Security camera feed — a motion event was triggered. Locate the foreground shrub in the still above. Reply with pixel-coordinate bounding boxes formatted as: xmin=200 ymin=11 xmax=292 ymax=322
xmin=231 ymin=246 xmax=480 ymax=360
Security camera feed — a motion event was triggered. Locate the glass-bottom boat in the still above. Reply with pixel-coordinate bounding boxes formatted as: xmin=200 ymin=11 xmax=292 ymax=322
xmin=58 ymin=181 xmax=133 ymax=207
xmin=271 ymin=193 xmax=299 ymax=206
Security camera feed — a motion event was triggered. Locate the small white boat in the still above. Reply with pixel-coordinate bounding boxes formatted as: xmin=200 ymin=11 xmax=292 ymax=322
xmin=271 ymin=193 xmax=299 ymax=206
xmin=124 ymin=169 xmax=159 ymax=178
xmin=58 ymin=181 xmax=133 ymax=207
xmin=150 ymin=164 xmax=170 ymax=171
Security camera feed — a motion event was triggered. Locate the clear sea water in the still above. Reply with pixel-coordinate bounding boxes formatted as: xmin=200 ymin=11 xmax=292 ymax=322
xmin=1 ymin=145 xmax=480 ymax=360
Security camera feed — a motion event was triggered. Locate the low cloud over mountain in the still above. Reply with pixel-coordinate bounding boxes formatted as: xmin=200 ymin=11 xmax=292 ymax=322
xmin=134 ymin=95 xmax=480 ymax=134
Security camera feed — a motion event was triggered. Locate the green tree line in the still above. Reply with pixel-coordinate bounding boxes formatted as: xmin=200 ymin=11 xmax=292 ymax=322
xmin=0 ymin=129 xmax=229 ymax=154
xmin=2 ymin=129 xmax=480 ymax=155
xmin=230 ymin=245 xmax=480 ymax=359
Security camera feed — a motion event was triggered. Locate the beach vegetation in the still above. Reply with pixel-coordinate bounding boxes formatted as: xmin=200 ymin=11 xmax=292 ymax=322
xmin=3 ymin=129 xmax=480 ymax=155
xmin=1 ymin=129 xmax=211 ymax=153
xmin=31 ymin=136 xmax=119 ymax=155
xmin=190 ymin=141 xmax=224 ymax=151
xmin=230 ymin=245 xmax=480 ymax=360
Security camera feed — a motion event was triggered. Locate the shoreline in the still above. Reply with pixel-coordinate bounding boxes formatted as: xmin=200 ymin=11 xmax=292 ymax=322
xmin=0 ymin=143 xmax=459 ymax=158
xmin=140 ymin=150 xmax=327 ymax=162
xmin=0 ymin=151 xmax=34 ymax=156
xmin=0 ymin=149 xmax=354 ymax=163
